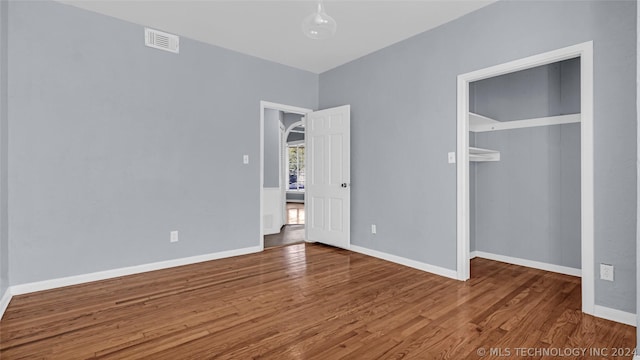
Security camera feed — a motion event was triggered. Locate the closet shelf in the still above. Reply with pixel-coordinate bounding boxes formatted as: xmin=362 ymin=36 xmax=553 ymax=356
xmin=469 ymin=112 xmax=581 ymax=133
xmin=469 ymin=147 xmax=500 ymax=162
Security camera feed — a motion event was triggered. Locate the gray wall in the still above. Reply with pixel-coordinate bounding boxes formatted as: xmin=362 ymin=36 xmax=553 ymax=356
xmin=287 ymin=131 xmax=304 ymax=143
xmin=0 ymin=0 xmax=8 ymax=298
xmin=470 ymin=58 xmax=580 ymax=121
xmin=471 ymin=58 xmax=581 ymax=269
xmin=636 ymin=0 xmax=639 ymax=345
xmin=319 ymin=0 xmax=636 ymax=313
xmin=7 ymin=0 xmax=317 ymax=285
xmin=283 ymin=113 xmax=303 ymax=129
xmin=263 ymin=109 xmax=282 ymax=188
xmin=475 ymin=124 xmax=581 ymax=268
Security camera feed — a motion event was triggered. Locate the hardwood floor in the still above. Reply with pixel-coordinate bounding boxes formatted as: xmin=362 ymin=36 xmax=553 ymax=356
xmin=0 ymin=243 xmax=635 ymax=359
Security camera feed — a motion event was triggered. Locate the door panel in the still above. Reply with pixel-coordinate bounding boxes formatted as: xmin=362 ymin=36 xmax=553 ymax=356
xmin=330 ymin=198 xmax=343 ymax=231
xmin=311 ymin=196 xmax=325 ymax=230
xmin=306 ymin=105 xmax=350 ymax=249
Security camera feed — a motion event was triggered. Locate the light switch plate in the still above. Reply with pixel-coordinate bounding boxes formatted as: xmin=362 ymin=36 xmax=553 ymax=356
xmin=243 ymin=155 xmax=249 ymax=164
xmin=448 ymin=152 xmax=456 ymax=164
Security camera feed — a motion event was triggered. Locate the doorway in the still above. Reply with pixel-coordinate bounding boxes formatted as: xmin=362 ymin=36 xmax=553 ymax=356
xmin=260 ymin=101 xmax=352 ymax=251
xmin=265 ymin=117 xmax=307 ymax=248
xmin=456 ymin=42 xmax=594 ymax=315
xmin=260 ymin=101 xmax=311 ymax=249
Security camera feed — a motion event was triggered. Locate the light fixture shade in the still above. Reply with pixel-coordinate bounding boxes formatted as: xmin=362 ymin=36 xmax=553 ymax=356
xmin=302 ymin=2 xmax=337 ymax=40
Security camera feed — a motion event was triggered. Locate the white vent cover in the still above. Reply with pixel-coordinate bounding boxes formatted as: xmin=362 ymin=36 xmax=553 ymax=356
xmin=144 ymin=28 xmax=179 ymax=54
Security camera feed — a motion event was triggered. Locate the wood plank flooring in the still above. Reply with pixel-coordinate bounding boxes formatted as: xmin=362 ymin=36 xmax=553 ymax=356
xmin=0 ymin=243 xmax=635 ymax=359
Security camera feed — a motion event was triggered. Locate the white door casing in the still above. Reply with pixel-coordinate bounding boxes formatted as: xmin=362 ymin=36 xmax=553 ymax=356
xmin=305 ymin=105 xmax=351 ymax=249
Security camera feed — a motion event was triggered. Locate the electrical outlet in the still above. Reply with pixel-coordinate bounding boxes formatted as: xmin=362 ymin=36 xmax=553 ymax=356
xmin=371 ymin=224 xmax=377 ymax=234
xmin=600 ymin=263 xmax=614 ymax=281
xmin=170 ymin=230 xmax=179 ymax=243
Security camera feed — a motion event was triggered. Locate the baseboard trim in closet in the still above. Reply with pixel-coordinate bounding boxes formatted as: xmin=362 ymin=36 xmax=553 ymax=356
xmin=470 ymin=251 xmax=581 ymax=277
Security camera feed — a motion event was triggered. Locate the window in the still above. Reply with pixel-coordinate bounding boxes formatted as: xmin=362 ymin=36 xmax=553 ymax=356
xmin=288 ymin=144 xmax=305 ymax=191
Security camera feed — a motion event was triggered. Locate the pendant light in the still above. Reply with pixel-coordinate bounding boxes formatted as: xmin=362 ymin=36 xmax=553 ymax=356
xmin=302 ymin=1 xmax=337 ymax=40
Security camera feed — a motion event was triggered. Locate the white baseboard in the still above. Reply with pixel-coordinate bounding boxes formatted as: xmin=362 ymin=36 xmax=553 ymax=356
xmin=10 ymin=246 xmax=262 ymax=296
xmin=470 ymin=251 xmax=581 ymax=277
xmin=593 ymin=305 xmax=637 ymax=327
xmin=0 ymin=287 xmax=12 ymax=320
xmin=350 ymin=245 xmax=458 ymax=280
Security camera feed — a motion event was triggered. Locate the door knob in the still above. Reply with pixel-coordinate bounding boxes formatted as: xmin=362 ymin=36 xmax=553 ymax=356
xmin=341 ymin=183 xmax=348 ymax=188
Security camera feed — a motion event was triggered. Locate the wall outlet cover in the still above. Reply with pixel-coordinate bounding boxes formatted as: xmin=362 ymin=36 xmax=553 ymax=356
xmin=599 ymin=263 xmax=614 ymax=281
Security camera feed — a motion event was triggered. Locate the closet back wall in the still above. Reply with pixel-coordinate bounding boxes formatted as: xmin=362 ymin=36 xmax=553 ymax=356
xmin=474 ymin=125 xmax=581 ymax=268
xmin=471 ymin=59 xmax=582 ymax=270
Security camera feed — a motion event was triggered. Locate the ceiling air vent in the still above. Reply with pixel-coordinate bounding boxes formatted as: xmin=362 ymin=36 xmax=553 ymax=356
xmin=144 ymin=28 xmax=179 ymax=54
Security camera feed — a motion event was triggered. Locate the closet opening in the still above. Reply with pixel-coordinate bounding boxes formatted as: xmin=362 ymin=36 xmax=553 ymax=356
xmin=456 ymin=42 xmax=594 ymax=315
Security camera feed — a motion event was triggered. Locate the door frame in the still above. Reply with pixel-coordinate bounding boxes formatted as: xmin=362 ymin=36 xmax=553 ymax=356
xmin=455 ymin=41 xmax=595 ymax=315
xmin=260 ymin=101 xmax=312 ymax=250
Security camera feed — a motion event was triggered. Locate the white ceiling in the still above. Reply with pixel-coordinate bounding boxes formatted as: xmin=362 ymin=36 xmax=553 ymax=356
xmin=59 ymin=0 xmax=497 ymax=74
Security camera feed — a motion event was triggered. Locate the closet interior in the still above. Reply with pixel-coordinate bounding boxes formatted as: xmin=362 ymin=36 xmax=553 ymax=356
xmin=468 ymin=57 xmax=582 ymax=276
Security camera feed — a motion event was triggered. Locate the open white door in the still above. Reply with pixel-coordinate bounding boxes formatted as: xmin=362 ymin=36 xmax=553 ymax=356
xmin=306 ymin=105 xmax=350 ymax=249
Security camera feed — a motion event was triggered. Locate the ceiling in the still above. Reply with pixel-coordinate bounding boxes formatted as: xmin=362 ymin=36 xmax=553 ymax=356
xmin=59 ymin=0 xmax=497 ymax=74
